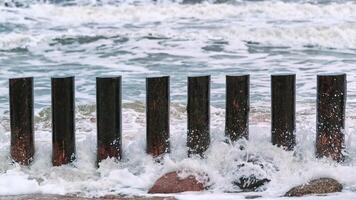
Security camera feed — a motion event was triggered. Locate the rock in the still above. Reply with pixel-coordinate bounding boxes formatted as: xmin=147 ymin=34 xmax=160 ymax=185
xmin=284 ymin=178 xmax=343 ymax=197
xmin=182 ymin=0 xmax=203 ymax=4
xmin=148 ymin=171 xmax=206 ymax=193
xmin=4 ymin=0 xmax=25 ymax=7
xmin=244 ymin=195 xmax=262 ymax=199
xmin=232 ymin=154 xmax=273 ymax=191
xmin=233 ymin=176 xmax=270 ymax=191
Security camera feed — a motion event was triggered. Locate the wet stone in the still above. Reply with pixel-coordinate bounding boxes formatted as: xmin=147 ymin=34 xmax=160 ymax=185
xmin=148 ymin=171 xmax=207 ymax=194
xmin=284 ymin=177 xmax=343 ymax=197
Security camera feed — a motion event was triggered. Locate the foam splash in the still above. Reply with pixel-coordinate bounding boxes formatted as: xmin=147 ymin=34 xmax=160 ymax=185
xmin=0 ymin=104 xmax=355 ymax=199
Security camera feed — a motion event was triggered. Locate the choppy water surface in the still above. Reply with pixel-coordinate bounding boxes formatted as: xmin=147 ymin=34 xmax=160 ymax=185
xmin=1 ymin=0 xmax=356 ymax=199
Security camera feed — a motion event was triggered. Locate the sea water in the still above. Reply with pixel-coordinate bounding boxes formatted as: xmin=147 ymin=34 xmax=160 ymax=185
xmin=0 ymin=0 xmax=356 ymax=199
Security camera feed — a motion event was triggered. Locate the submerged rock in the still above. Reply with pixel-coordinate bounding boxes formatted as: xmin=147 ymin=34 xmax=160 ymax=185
xmin=231 ymin=154 xmax=273 ymax=191
xmin=284 ymin=178 xmax=343 ymax=197
xmin=233 ymin=176 xmax=270 ymax=191
xmin=182 ymin=0 xmax=203 ymax=4
xmin=4 ymin=0 xmax=25 ymax=7
xmin=148 ymin=171 xmax=206 ymax=193
xmin=244 ymin=195 xmax=262 ymax=199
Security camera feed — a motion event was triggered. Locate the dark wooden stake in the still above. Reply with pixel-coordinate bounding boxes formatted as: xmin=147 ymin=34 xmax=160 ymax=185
xmin=96 ymin=77 xmax=122 ymax=165
xmin=146 ymin=76 xmax=170 ymax=157
xmin=271 ymin=74 xmax=296 ymax=150
xmin=9 ymin=77 xmax=34 ymax=165
xmin=187 ymin=75 xmax=210 ymax=157
xmin=316 ymin=74 xmax=346 ymax=162
xmin=51 ymin=76 xmax=75 ymax=166
xmin=225 ymin=75 xmax=250 ymax=141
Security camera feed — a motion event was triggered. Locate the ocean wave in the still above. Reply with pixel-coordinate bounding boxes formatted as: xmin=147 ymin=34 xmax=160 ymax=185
xmin=18 ymin=2 xmax=356 ymax=23
xmin=0 ymin=1 xmax=355 ymax=50
xmin=0 ymin=22 xmax=356 ymax=51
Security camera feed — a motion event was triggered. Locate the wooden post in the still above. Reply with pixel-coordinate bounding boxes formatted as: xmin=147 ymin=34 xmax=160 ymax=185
xmin=146 ymin=76 xmax=170 ymax=157
xmin=9 ymin=77 xmax=34 ymax=165
xmin=271 ymin=74 xmax=296 ymax=150
xmin=51 ymin=77 xmax=75 ymax=166
xmin=316 ymin=74 xmax=346 ymax=162
xmin=187 ymin=76 xmax=210 ymax=157
xmin=225 ymin=75 xmax=249 ymax=141
xmin=96 ymin=77 xmax=122 ymax=165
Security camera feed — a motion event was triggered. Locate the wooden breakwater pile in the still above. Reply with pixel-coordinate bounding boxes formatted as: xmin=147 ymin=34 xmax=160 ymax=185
xmin=8 ymin=74 xmax=346 ymax=167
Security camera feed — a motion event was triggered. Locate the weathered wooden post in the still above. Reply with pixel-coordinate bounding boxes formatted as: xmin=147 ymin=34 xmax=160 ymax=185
xmin=225 ymin=75 xmax=250 ymax=141
xmin=146 ymin=76 xmax=170 ymax=157
xmin=316 ymin=74 xmax=346 ymax=162
xmin=97 ymin=77 xmax=122 ymax=165
xmin=9 ymin=77 xmax=34 ymax=165
xmin=51 ymin=76 xmax=76 ymax=166
xmin=271 ymin=74 xmax=296 ymax=150
xmin=187 ymin=76 xmax=210 ymax=157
